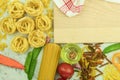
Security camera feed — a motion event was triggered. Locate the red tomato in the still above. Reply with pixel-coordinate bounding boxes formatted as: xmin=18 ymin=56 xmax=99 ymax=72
xmin=57 ymin=63 xmax=74 ymax=79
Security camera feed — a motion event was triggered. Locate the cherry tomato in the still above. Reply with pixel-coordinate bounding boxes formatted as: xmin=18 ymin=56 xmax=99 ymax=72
xmin=57 ymin=63 xmax=74 ymax=79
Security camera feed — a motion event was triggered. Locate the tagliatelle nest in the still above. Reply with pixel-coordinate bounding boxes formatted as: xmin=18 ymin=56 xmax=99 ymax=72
xmin=16 ymin=17 xmax=35 ymax=34
xmin=24 ymin=0 xmax=43 ymax=16
xmin=8 ymin=1 xmax=24 ymax=18
xmin=0 ymin=17 xmax=16 ymax=34
xmin=36 ymin=15 xmax=51 ymax=31
xmin=10 ymin=36 xmax=29 ymax=53
xmin=28 ymin=30 xmax=46 ymax=48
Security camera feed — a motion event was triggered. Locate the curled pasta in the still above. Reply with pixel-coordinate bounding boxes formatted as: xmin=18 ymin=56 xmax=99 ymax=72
xmin=41 ymin=0 xmax=50 ymax=8
xmin=0 ymin=17 xmax=16 ymax=34
xmin=10 ymin=36 xmax=29 ymax=53
xmin=24 ymin=0 xmax=43 ymax=16
xmin=8 ymin=1 xmax=24 ymax=18
xmin=103 ymin=64 xmax=120 ymax=80
xmin=0 ymin=0 xmax=8 ymax=17
xmin=36 ymin=15 xmax=51 ymax=31
xmin=17 ymin=17 xmax=35 ymax=34
xmin=28 ymin=30 xmax=46 ymax=48
xmin=47 ymin=9 xmax=53 ymax=20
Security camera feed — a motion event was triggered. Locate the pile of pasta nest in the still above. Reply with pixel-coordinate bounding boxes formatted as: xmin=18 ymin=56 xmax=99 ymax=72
xmin=0 ymin=0 xmax=53 ymax=53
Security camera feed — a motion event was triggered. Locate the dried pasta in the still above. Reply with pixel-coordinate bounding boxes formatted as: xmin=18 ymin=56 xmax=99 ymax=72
xmin=10 ymin=36 xmax=29 ymax=53
xmin=47 ymin=9 xmax=53 ymax=20
xmin=8 ymin=1 xmax=24 ymax=18
xmin=0 ymin=17 xmax=16 ymax=34
xmin=0 ymin=32 xmax=6 ymax=41
xmin=0 ymin=0 xmax=8 ymax=17
xmin=24 ymin=0 xmax=43 ymax=16
xmin=36 ymin=15 xmax=51 ymax=31
xmin=41 ymin=0 xmax=50 ymax=8
xmin=103 ymin=64 xmax=120 ymax=80
xmin=28 ymin=30 xmax=46 ymax=48
xmin=17 ymin=17 xmax=35 ymax=34
xmin=0 ymin=43 xmax=7 ymax=51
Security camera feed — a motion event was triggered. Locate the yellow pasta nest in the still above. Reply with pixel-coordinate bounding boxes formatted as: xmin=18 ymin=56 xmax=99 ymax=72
xmin=28 ymin=30 xmax=46 ymax=48
xmin=8 ymin=1 xmax=24 ymax=18
xmin=0 ymin=17 xmax=16 ymax=34
xmin=17 ymin=17 xmax=35 ymax=34
xmin=103 ymin=64 xmax=120 ymax=80
xmin=11 ymin=36 xmax=29 ymax=53
xmin=24 ymin=0 xmax=43 ymax=16
xmin=36 ymin=15 xmax=51 ymax=31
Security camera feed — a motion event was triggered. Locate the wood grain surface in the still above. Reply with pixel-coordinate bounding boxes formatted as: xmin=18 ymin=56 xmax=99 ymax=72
xmin=54 ymin=0 xmax=120 ymax=43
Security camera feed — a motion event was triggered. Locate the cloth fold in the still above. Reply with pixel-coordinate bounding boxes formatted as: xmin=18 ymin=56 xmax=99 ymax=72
xmin=54 ymin=0 xmax=85 ymax=17
xmin=54 ymin=0 xmax=120 ymax=17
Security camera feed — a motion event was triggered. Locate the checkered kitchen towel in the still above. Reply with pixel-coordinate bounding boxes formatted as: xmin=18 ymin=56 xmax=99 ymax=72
xmin=54 ymin=0 xmax=85 ymax=17
xmin=54 ymin=0 xmax=120 ymax=17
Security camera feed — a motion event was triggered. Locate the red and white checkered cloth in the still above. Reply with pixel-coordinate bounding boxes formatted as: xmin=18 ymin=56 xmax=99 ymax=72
xmin=54 ymin=0 xmax=85 ymax=17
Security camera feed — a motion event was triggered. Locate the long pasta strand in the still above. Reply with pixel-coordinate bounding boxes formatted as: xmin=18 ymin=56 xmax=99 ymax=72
xmin=38 ymin=43 xmax=61 ymax=80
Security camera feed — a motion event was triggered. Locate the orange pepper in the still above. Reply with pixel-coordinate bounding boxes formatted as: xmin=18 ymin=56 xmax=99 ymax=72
xmin=112 ymin=53 xmax=120 ymax=72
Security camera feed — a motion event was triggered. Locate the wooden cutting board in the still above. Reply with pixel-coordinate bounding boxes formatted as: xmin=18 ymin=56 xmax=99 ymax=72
xmin=54 ymin=0 xmax=120 ymax=43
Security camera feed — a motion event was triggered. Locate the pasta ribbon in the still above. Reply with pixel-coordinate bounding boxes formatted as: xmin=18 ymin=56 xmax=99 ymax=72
xmin=47 ymin=9 xmax=53 ymax=20
xmin=112 ymin=53 xmax=120 ymax=72
xmin=8 ymin=1 xmax=24 ymax=18
xmin=10 ymin=36 xmax=29 ymax=53
xmin=28 ymin=30 xmax=46 ymax=48
xmin=36 ymin=15 xmax=51 ymax=31
xmin=17 ymin=17 xmax=35 ymax=34
xmin=0 ymin=0 xmax=8 ymax=17
xmin=0 ymin=43 xmax=7 ymax=51
xmin=41 ymin=0 xmax=50 ymax=8
xmin=103 ymin=64 xmax=120 ymax=80
xmin=24 ymin=0 xmax=43 ymax=16
xmin=0 ymin=17 xmax=16 ymax=34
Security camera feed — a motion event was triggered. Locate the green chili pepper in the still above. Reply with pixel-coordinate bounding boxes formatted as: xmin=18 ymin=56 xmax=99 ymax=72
xmin=103 ymin=43 xmax=120 ymax=54
xmin=61 ymin=44 xmax=82 ymax=64
xmin=28 ymin=59 xmax=37 ymax=80
xmin=24 ymin=52 xmax=33 ymax=73
xmin=32 ymin=47 xmax=42 ymax=59
xmin=24 ymin=47 xmax=42 ymax=80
